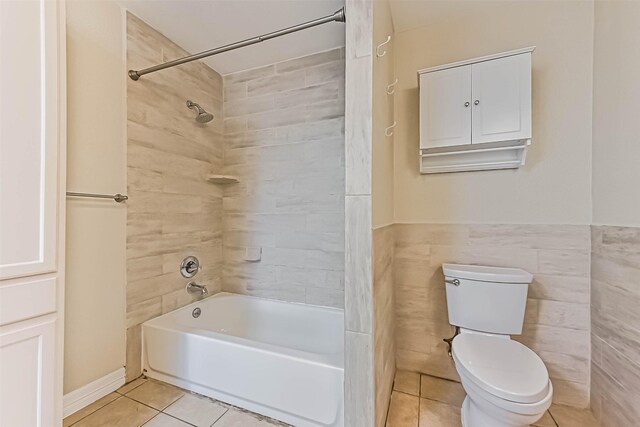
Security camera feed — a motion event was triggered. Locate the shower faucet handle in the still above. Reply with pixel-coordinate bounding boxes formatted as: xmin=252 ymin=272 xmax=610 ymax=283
xmin=180 ymin=256 xmax=200 ymax=278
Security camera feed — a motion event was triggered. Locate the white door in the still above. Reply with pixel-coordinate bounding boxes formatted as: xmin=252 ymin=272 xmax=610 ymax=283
xmin=471 ymin=53 xmax=531 ymax=144
xmin=0 ymin=0 xmax=66 ymax=425
xmin=420 ymin=65 xmax=472 ymax=149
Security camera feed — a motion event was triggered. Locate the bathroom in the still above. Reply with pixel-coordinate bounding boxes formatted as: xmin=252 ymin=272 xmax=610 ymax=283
xmin=0 ymin=0 xmax=638 ymax=426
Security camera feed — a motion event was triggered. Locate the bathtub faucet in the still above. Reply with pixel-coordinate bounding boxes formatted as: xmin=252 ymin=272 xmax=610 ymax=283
xmin=186 ymin=282 xmax=208 ymax=296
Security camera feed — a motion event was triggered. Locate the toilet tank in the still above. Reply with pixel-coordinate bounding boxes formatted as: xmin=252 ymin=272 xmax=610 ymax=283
xmin=443 ymin=264 xmax=533 ymax=335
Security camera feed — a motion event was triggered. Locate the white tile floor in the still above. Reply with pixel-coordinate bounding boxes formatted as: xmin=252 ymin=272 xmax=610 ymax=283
xmin=386 ymin=370 xmax=600 ymax=427
xmin=63 ymin=377 xmax=290 ymax=427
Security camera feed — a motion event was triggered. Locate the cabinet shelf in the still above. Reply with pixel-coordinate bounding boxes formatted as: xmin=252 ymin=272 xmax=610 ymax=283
xmin=206 ymin=174 xmax=240 ymax=184
xmin=420 ymin=139 xmax=530 ymax=174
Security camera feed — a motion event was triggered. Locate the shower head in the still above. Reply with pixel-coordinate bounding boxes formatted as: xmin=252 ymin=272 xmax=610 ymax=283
xmin=186 ymin=100 xmax=214 ymax=123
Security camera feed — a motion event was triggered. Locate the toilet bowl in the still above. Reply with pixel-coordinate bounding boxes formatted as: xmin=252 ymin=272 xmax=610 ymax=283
xmin=442 ymin=264 xmax=553 ymax=427
xmin=452 ymin=332 xmax=552 ymax=427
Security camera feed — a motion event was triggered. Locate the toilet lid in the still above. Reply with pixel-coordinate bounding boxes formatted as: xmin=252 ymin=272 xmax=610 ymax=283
xmin=452 ymin=334 xmax=550 ymax=404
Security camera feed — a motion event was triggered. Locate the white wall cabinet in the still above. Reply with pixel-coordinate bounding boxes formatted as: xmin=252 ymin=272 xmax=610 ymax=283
xmin=419 ymin=65 xmax=472 ymax=148
xmin=470 ymin=53 xmax=532 ymax=145
xmin=418 ymin=47 xmax=534 ymax=173
xmin=0 ymin=0 xmax=66 ymax=425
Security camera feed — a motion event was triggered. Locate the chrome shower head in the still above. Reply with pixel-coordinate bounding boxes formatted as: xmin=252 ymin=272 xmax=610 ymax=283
xmin=186 ymin=100 xmax=214 ymax=123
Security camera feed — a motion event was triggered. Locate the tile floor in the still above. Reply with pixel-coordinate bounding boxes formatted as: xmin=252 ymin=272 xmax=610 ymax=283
xmin=63 ymin=377 xmax=290 ymax=427
xmin=386 ymin=370 xmax=601 ymax=427
xmin=64 ymin=371 xmax=601 ymax=427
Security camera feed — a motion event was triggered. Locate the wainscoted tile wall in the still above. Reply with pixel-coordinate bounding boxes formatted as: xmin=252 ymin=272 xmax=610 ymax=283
xmin=591 ymin=226 xmax=640 ymax=426
xmin=393 ymin=223 xmax=591 ymax=408
xmin=373 ymin=225 xmax=396 ymax=427
xmin=125 ymin=13 xmax=224 ymax=381
xmin=221 ymin=48 xmax=345 ymax=308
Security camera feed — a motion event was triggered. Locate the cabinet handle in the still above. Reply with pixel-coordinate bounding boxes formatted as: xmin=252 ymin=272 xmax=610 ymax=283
xmin=464 ymin=102 xmax=470 ymax=107
xmin=474 ymin=100 xmax=480 ymax=105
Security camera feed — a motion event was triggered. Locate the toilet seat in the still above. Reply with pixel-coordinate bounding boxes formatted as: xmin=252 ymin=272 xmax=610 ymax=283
xmin=452 ymin=334 xmax=550 ymax=404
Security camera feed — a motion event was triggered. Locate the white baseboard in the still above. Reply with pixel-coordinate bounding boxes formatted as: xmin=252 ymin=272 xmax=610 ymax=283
xmin=63 ymin=367 xmax=125 ymax=418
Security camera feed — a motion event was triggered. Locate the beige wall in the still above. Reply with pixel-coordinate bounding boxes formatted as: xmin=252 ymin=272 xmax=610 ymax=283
xmin=222 ymin=49 xmax=345 ymax=308
xmin=393 ymin=0 xmax=594 ymax=224
xmin=125 ymin=13 xmax=224 ymax=381
xmin=592 ymin=0 xmax=640 ymax=227
xmin=64 ymin=0 xmax=126 ymax=393
xmin=372 ymin=0 xmax=395 ymax=228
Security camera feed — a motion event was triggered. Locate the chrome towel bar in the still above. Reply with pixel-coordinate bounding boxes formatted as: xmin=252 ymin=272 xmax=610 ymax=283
xmin=66 ymin=192 xmax=128 ymax=203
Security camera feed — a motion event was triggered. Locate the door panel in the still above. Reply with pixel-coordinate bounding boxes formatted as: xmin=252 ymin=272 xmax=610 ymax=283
xmin=471 ymin=53 xmax=531 ymax=144
xmin=0 ymin=317 xmax=56 ymax=427
xmin=0 ymin=276 xmax=57 ymax=326
xmin=0 ymin=0 xmax=59 ymax=279
xmin=420 ymin=65 xmax=472 ymax=149
xmin=0 ymin=1 xmax=64 ymax=425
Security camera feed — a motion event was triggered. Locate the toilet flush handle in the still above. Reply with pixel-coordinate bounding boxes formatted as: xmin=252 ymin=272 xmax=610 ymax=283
xmin=445 ymin=278 xmax=460 ymax=286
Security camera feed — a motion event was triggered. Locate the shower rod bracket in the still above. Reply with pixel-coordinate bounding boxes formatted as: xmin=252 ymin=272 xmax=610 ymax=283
xmin=128 ymin=8 xmax=346 ymax=81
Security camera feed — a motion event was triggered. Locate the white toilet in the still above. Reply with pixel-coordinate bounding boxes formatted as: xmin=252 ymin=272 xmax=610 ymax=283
xmin=442 ymin=263 xmax=553 ymax=427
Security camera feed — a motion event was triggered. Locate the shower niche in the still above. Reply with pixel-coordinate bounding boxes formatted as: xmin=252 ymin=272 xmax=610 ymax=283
xmin=206 ymin=174 xmax=240 ymax=184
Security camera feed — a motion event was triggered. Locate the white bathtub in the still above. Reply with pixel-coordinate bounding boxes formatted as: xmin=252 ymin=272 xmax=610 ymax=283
xmin=142 ymin=292 xmax=344 ymax=427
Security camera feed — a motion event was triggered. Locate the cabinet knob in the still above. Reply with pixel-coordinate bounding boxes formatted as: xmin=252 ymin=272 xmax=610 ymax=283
xmin=474 ymin=100 xmax=480 ymax=105
xmin=464 ymin=102 xmax=470 ymax=107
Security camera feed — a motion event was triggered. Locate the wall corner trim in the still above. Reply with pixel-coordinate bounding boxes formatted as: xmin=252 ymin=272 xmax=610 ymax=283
xmin=63 ymin=367 xmax=125 ymax=418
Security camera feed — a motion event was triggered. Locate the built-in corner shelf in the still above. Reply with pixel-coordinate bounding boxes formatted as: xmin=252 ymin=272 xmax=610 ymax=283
xmin=206 ymin=174 xmax=240 ymax=184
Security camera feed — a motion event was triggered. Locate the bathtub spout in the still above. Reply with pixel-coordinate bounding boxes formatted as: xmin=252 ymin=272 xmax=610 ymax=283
xmin=186 ymin=282 xmax=208 ymax=296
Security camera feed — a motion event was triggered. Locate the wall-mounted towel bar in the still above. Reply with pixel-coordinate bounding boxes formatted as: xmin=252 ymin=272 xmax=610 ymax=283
xmin=66 ymin=192 xmax=128 ymax=203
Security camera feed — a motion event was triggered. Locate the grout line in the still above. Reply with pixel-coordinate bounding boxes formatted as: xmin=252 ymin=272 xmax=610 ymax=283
xmin=547 ymin=409 xmax=560 ymax=427
xmin=416 ymin=388 xmax=421 ymax=427
xmin=139 ymin=412 xmax=163 ymax=427
xmin=64 ymin=394 xmax=122 ymax=426
xmin=160 ymin=411 xmax=197 ymax=427
xmin=116 ymin=377 xmax=147 ymax=395
xmin=210 ymin=407 xmax=229 ymax=425
xmin=421 ymin=372 xmax=462 ymax=384
xmin=123 ymin=393 xmax=176 ymax=413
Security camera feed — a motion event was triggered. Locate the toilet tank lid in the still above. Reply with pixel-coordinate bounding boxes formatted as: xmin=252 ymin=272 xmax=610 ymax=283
xmin=443 ymin=264 xmax=533 ymax=283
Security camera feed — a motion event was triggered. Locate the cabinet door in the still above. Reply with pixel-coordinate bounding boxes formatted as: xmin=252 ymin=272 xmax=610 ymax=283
xmin=0 ymin=0 xmax=60 ymax=279
xmin=420 ymin=65 xmax=472 ymax=149
xmin=0 ymin=317 xmax=57 ymax=427
xmin=471 ymin=53 xmax=531 ymax=144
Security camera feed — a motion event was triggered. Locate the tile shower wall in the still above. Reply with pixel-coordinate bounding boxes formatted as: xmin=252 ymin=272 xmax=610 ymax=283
xmin=126 ymin=13 xmax=224 ymax=381
xmin=591 ymin=226 xmax=640 ymax=426
xmin=394 ymin=223 xmax=591 ymax=408
xmin=221 ymin=48 xmax=345 ymax=307
xmin=344 ymin=0 xmax=376 ymax=424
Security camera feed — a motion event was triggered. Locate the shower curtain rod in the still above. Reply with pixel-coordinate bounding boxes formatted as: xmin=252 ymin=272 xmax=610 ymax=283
xmin=128 ymin=7 xmax=346 ymax=81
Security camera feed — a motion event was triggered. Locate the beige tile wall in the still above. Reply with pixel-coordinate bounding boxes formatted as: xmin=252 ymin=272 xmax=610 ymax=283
xmin=393 ymin=223 xmax=591 ymax=408
xmin=373 ymin=225 xmax=396 ymax=427
xmin=221 ymin=48 xmax=345 ymax=307
xmin=126 ymin=13 xmax=224 ymax=381
xmin=591 ymin=226 xmax=640 ymax=426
